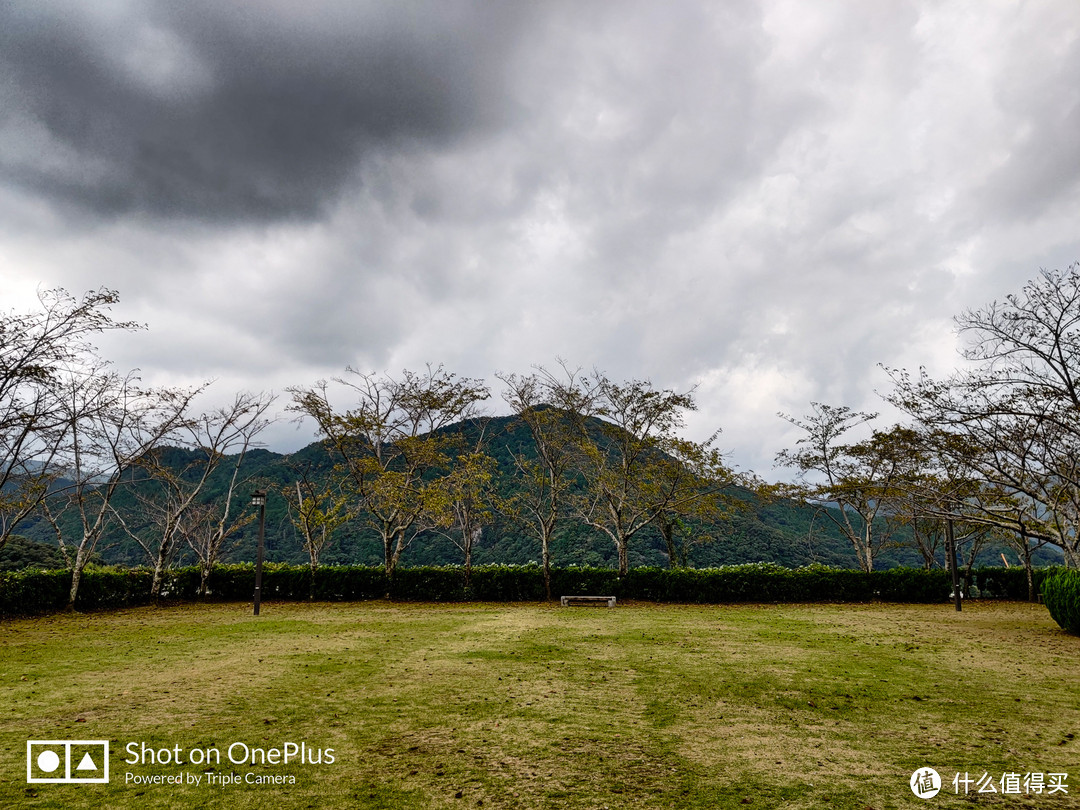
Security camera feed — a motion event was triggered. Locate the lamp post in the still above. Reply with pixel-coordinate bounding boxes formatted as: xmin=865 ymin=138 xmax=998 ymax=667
xmin=251 ymin=489 xmax=267 ymax=616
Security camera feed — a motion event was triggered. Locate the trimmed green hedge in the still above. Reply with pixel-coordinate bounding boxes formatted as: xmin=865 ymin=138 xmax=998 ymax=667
xmin=1042 ymin=568 xmax=1080 ymax=635
xmin=0 ymin=563 xmax=1067 ymax=617
xmin=973 ymin=566 xmax=1057 ymax=599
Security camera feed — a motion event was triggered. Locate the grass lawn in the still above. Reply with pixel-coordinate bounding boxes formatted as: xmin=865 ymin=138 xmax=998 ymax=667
xmin=1 ymin=600 xmax=1077 ymax=809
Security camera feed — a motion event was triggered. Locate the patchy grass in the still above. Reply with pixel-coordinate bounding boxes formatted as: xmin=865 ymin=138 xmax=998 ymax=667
xmin=1 ymin=600 xmax=1077 ymax=809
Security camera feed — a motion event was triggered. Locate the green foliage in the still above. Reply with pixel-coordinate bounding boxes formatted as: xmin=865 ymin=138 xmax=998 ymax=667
xmin=0 ymin=535 xmax=69 ymax=570
xmin=0 ymin=562 xmax=979 ymax=615
xmin=1041 ymin=568 xmax=1080 ymax=635
xmin=31 ymin=412 xmax=1065 ymax=573
xmin=0 ymin=567 xmax=69 ymax=614
xmin=974 ymin=566 xmax=1058 ymax=599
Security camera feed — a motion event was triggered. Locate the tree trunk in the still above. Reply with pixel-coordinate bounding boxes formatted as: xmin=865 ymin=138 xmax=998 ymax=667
xmin=853 ymin=540 xmax=873 ymax=573
xmin=309 ymin=550 xmax=319 ymax=601
xmin=542 ymin=534 xmax=552 ymax=601
xmin=198 ymin=563 xmax=211 ymax=598
xmin=617 ymin=540 xmax=629 ymax=576
xmin=150 ymin=556 xmax=166 ymax=601
xmin=661 ymin=521 xmax=678 ymax=569
xmin=861 ymin=524 xmax=874 ymax=573
xmin=383 ymin=533 xmax=395 ymax=576
xmin=385 ymin=530 xmax=402 ymax=598
xmin=67 ymin=566 xmax=82 ymax=611
xmin=1023 ymin=546 xmax=1035 ymax=602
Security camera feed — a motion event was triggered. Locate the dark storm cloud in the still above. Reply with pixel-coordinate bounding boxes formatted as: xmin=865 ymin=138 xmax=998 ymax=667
xmin=0 ymin=0 xmax=530 ymax=221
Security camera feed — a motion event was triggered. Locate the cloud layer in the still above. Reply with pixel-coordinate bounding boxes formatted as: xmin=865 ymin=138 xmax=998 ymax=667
xmin=2 ymin=0 xmax=1078 ymax=476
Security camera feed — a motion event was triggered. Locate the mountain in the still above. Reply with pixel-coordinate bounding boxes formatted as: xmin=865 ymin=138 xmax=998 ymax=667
xmin=17 ymin=414 xmax=1063 ymax=571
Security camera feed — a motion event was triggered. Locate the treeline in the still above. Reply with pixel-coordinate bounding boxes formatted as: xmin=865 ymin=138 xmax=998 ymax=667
xmin=3 ymin=265 xmax=1079 ymax=609
xmin=774 ymin=263 xmax=1080 ymax=601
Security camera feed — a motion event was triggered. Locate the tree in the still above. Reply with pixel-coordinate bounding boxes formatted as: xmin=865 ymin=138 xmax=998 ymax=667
xmin=884 ymin=265 xmax=1080 ymax=589
xmin=113 ymin=392 xmax=276 ymax=599
xmin=0 ymin=288 xmax=141 ymax=548
xmin=282 ymin=461 xmax=350 ymax=596
xmin=182 ymin=458 xmax=258 ymax=599
xmin=776 ymin=404 xmax=909 ymax=573
xmin=288 ymin=365 xmax=490 ymax=577
xmin=649 ymin=435 xmax=745 ymax=568
xmin=435 ymin=449 xmax=498 ymax=586
xmin=553 ymin=371 xmax=739 ymax=576
xmin=43 ymin=365 xmax=197 ymax=609
xmin=496 ymin=366 xmax=598 ymax=598
xmin=888 ymin=377 xmax=1064 ymax=596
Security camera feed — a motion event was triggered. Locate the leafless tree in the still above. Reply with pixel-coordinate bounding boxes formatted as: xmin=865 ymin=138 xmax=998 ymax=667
xmin=43 ymin=365 xmax=198 ymax=609
xmin=281 ymin=460 xmax=350 ymax=597
xmin=113 ymin=391 xmax=277 ymax=599
xmin=182 ymin=465 xmax=257 ymax=599
xmin=776 ymin=404 xmax=911 ymax=572
xmin=884 ymin=264 xmax=1080 ymax=591
xmin=0 ymin=288 xmax=141 ymax=547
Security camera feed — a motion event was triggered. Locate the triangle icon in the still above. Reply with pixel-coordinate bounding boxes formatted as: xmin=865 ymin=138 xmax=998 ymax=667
xmin=76 ymin=752 xmax=97 ymax=771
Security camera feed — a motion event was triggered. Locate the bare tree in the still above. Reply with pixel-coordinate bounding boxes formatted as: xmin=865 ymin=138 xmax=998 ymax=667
xmin=776 ymin=404 xmax=912 ymax=572
xmin=113 ymin=392 xmax=277 ymax=599
xmin=282 ymin=461 xmax=350 ymax=597
xmin=183 ymin=453 xmax=259 ymax=599
xmin=888 ymin=382 xmax=1063 ymax=598
xmin=0 ymin=288 xmax=141 ymax=548
xmin=43 ymin=365 xmax=197 ymax=609
xmin=883 ymin=266 xmax=1080 ymax=590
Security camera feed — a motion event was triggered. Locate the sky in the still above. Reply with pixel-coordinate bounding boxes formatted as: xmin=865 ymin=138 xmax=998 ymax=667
xmin=1 ymin=0 xmax=1078 ymax=480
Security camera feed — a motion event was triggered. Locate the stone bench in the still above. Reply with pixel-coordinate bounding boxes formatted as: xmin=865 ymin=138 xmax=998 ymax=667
xmin=560 ymin=595 xmax=616 ymax=607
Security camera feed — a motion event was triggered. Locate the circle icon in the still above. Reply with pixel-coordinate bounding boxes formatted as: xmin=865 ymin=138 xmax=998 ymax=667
xmin=910 ymin=767 xmax=941 ymax=798
xmin=37 ymin=750 xmax=61 ymax=773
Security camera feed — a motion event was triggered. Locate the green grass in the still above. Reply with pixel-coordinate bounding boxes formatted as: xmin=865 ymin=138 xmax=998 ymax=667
xmin=1 ymin=601 xmax=1077 ymax=809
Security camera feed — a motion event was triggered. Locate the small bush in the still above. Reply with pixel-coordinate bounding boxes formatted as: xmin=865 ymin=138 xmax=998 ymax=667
xmin=1042 ymin=568 xmax=1080 ymax=635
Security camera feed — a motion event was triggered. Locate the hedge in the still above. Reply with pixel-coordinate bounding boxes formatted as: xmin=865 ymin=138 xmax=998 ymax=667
xmin=1042 ymin=568 xmax=1080 ymax=635
xmin=3 ymin=563 xmax=1066 ymax=617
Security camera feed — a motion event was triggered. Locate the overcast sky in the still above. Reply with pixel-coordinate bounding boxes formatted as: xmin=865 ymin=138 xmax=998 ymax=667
xmin=1 ymin=0 xmax=1078 ymax=479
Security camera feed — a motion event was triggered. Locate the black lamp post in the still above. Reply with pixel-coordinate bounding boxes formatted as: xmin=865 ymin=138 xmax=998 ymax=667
xmin=251 ymin=489 xmax=267 ymax=616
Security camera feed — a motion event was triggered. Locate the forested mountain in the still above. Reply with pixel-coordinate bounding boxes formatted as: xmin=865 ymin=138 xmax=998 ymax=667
xmin=17 ymin=414 xmax=1061 ymax=572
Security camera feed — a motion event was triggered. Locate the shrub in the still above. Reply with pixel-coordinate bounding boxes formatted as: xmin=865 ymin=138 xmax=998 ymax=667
xmin=469 ymin=565 xmax=546 ymax=601
xmin=0 ymin=562 xmax=1057 ymax=616
xmin=75 ymin=566 xmax=155 ymax=610
xmin=312 ymin=566 xmax=388 ymax=601
xmin=974 ymin=566 xmax=1057 ymax=600
xmin=0 ymin=568 xmax=69 ymax=614
xmin=1042 ymin=568 xmax=1080 ymax=636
